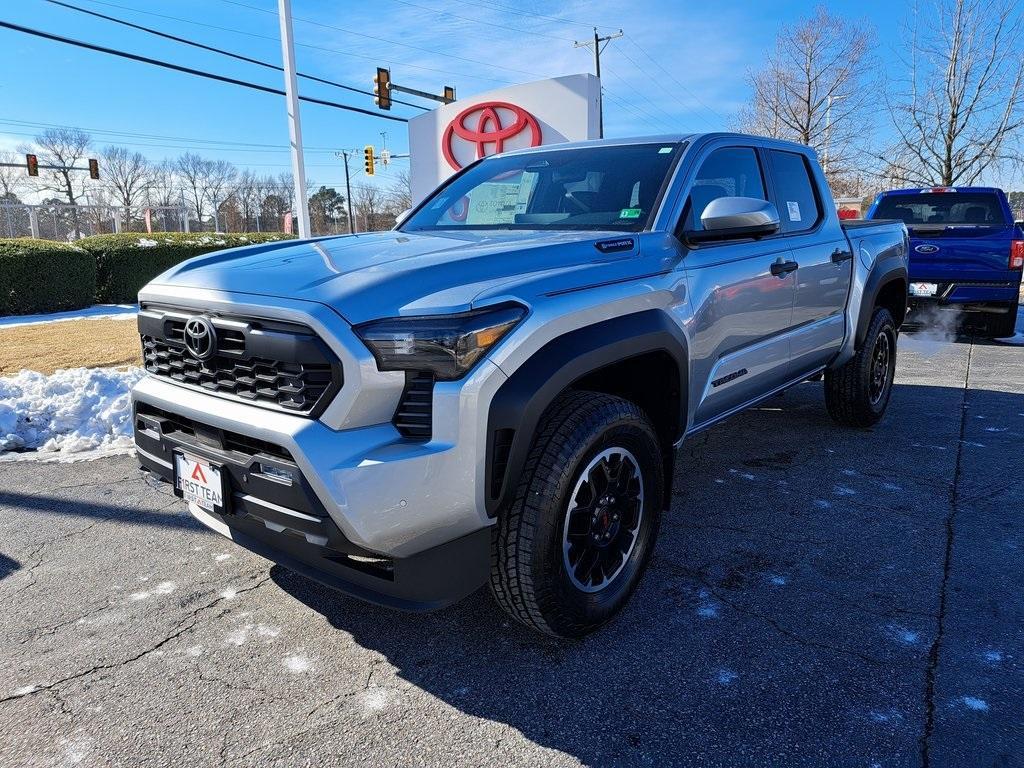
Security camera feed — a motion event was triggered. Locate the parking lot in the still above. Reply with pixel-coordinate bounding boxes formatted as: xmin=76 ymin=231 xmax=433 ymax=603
xmin=1 ymin=321 xmax=1021 ymax=768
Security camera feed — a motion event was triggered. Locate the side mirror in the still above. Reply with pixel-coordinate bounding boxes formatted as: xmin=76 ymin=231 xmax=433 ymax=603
xmin=395 ymin=208 xmax=412 ymax=225
xmin=686 ymin=197 xmax=780 ymax=243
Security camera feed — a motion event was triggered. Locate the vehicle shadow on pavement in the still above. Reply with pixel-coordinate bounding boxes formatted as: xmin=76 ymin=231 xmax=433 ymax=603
xmin=270 ymin=380 xmax=1024 ymax=766
xmin=0 ymin=490 xmax=208 ymax=534
xmin=0 ymin=553 xmax=20 ymax=581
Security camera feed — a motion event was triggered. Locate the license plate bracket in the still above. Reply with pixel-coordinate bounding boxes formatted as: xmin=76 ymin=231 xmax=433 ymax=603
xmin=173 ymin=450 xmax=229 ymax=515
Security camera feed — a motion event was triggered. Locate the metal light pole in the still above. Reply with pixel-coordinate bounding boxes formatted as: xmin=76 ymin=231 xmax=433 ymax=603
xmin=277 ymin=0 xmax=310 ymax=238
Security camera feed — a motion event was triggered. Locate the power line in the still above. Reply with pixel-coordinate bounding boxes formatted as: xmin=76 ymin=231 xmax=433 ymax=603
xmin=215 ymin=0 xmax=550 ymax=80
xmin=65 ymin=0 xmax=513 ymax=85
xmin=378 ymin=0 xmax=573 ymax=42
xmin=0 ymin=20 xmax=409 ymax=123
xmin=45 ymin=0 xmax=428 ymax=111
xmin=623 ymin=34 xmax=726 ymax=124
xmin=0 ymin=118 xmax=348 ymax=152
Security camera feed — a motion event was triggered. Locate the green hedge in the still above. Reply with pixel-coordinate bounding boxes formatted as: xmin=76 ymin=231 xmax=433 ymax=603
xmin=0 ymin=232 xmax=297 ymax=315
xmin=0 ymin=239 xmax=96 ymax=316
xmin=79 ymin=232 xmax=296 ymax=304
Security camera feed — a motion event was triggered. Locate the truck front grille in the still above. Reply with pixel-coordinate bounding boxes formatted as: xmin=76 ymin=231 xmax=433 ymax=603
xmin=139 ymin=305 xmax=342 ymax=416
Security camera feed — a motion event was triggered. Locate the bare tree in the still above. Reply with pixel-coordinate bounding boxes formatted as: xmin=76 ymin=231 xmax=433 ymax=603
xmin=33 ymin=128 xmax=93 ymax=205
xmin=175 ymin=152 xmax=212 ymax=225
xmin=102 ymin=146 xmax=151 ymax=228
xmin=886 ymin=0 xmax=1024 ymax=185
xmin=203 ymin=160 xmax=238 ymax=231
xmin=0 ymin=150 xmax=28 ymax=199
xmin=738 ymin=6 xmax=875 ymax=190
xmin=389 ymin=168 xmax=412 ymax=212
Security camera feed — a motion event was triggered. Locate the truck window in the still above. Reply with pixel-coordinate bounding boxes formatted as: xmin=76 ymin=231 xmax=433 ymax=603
xmin=769 ymin=150 xmax=821 ymax=233
xmin=685 ymin=147 xmax=765 ymax=231
xmin=872 ymin=192 xmax=1008 ymax=227
xmin=402 ymin=143 xmax=682 ymax=233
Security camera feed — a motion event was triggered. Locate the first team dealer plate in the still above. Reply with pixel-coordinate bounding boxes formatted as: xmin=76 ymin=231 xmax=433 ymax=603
xmin=173 ymin=450 xmax=228 ymax=514
xmin=909 ymin=282 xmax=939 ymax=297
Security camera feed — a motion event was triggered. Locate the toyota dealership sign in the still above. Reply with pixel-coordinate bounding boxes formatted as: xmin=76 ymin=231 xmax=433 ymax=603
xmin=408 ymin=74 xmax=601 ymax=203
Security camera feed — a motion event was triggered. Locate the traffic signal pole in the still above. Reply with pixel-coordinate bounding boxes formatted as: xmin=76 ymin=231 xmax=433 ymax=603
xmin=337 ymin=150 xmax=355 ymax=234
xmin=277 ymin=0 xmax=310 ymax=238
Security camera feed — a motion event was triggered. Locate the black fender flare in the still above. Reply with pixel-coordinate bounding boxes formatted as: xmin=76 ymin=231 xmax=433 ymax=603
xmin=856 ymin=252 xmax=908 ymax=349
xmin=484 ymin=310 xmax=689 ymax=517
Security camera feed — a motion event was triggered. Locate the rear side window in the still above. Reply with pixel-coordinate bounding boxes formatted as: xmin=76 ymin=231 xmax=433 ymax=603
xmin=873 ymin=192 xmax=1009 ymax=226
xmin=769 ymin=150 xmax=820 ymax=233
xmin=685 ymin=147 xmax=766 ymax=230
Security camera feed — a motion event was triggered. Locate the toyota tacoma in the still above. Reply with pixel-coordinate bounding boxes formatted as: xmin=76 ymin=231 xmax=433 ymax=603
xmin=133 ymin=133 xmax=908 ymax=638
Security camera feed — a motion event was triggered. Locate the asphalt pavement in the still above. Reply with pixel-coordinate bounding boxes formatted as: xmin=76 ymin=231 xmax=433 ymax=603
xmin=1 ymin=317 xmax=1022 ymax=767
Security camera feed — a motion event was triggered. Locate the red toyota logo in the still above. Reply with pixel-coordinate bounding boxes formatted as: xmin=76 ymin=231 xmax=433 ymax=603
xmin=442 ymin=101 xmax=542 ymax=170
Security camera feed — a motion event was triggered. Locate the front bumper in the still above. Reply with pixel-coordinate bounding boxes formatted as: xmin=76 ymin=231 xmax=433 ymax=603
xmin=134 ymin=395 xmax=490 ymax=610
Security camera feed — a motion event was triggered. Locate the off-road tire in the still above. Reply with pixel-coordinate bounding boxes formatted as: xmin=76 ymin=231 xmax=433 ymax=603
xmin=987 ymin=302 xmax=1019 ymax=338
xmin=824 ymin=307 xmax=897 ymax=427
xmin=489 ymin=391 xmax=664 ymax=638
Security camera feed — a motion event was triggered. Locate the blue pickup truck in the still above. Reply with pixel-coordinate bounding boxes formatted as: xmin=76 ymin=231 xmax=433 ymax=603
xmin=866 ymin=186 xmax=1023 ymax=337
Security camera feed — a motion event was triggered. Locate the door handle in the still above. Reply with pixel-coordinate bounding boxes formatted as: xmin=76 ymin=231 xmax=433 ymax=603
xmin=770 ymin=258 xmax=799 ymax=277
xmin=831 ymin=248 xmax=853 ymax=263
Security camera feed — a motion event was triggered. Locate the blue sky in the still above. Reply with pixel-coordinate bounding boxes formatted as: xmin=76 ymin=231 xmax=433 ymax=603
xmin=0 ymin=0 xmax=945 ymax=194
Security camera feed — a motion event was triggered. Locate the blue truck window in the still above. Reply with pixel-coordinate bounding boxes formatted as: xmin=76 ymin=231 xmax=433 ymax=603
xmin=874 ymin=192 xmax=1008 ymax=227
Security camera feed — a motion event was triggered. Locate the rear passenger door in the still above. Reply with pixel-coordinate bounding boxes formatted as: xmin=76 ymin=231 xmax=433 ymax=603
xmin=679 ymin=144 xmax=798 ymax=429
xmin=765 ymin=149 xmax=852 ymax=373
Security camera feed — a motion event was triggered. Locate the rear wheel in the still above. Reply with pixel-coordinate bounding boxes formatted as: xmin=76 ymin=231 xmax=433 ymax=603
xmin=824 ymin=307 xmax=897 ymax=427
xmin=987 ymin=302 xmax=1019 ymax=338
xmin=489 ymin=391 xmax=663 ymax=638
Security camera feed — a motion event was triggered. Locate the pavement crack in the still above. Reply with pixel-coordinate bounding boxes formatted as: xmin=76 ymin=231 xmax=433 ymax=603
xmin=919 ymin=335 xmax=973 ymax=768
xmin=0 ymin=574 xmax=271 ymax=706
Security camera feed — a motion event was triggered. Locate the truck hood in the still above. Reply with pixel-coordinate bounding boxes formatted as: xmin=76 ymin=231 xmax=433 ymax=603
xmin=149 ymin=230 xmax=650 ymax=324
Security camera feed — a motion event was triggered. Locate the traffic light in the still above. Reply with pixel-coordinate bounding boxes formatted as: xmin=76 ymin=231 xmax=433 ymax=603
xmin=363 ymin=145 xmax=375 ymax=176
xmin=88 ymin=158 xmax=99 ymax=180
xmin=443 ymin=86 xmax=456 ymax=103
xmin=25 ymin=153 xmax=38 ymax=177
xmin=373 ymin=67 xmax=391 ymax=110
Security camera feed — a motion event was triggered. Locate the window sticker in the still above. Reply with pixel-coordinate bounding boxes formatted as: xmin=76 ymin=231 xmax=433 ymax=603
xmin=658 ymin=147 xmax=674 ymax=154
xmin=787 ymin=201 xmax=801 ymax=222
xmin=619 ymin=208 xmax=643 ymax=219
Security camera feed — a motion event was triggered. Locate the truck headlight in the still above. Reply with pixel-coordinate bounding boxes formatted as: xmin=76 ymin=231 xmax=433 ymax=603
xmin=354 ymin=304 xmax=526 ymax=380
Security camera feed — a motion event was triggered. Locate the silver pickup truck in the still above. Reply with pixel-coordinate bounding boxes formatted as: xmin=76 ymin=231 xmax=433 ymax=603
xmin=132 ymin=133 xmax=908 ymax=638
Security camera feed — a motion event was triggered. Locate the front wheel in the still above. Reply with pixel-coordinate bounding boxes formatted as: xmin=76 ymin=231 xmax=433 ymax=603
xmin=824 ymin=307 xmax=897 ymax=427
xmin=489 ymin=391 xmax=664 ymax=638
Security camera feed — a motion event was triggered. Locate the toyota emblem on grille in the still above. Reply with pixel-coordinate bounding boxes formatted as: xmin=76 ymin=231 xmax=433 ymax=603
xmin=184 ymin=316 xmax=217 ymax=360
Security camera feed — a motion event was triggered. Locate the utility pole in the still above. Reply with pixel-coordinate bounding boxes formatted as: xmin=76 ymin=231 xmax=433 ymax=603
xmin=335 ymin=151 xmax=356 ymax=234
xmin=574 ymin=27 xmax=623 ymax=138
xmin=277 ymin=0 xmax=310 ymax=238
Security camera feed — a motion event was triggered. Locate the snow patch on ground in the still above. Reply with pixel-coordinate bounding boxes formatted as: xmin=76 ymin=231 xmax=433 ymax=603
xmin=359 ymin=688 xmax=390 ymax=714
xmin=715 ymin=669 xmax=738 ymax=685
xmin=283 ymin=654 xmax=313 ymax=674
xmin=959 ymin=696 xmax=989 ymax=711
xmin=136 ymin=238 xmax=159 ymax=248
xmin=0 ymin=367 xmax=144 ymax=460
xmin=0 ymin=304 xmax=138 ymax=328
xmin=215 ymin=553 xmax=232 ymax=562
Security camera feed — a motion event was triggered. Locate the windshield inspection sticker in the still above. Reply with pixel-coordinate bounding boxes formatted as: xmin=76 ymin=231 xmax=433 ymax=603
xmin=658 ymin=146 xmax=674 ymax=153
xmin=619 ymin=208 xmax=643 ymax=219
xmin=787 ymin=201 xmax=802 ymax=222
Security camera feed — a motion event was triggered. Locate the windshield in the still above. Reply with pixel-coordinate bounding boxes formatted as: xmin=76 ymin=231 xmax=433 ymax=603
xmin=401 ymin=142 xmax=683 ymax=233
xmin=874 ymin=192 xmax=1009 ymax=228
